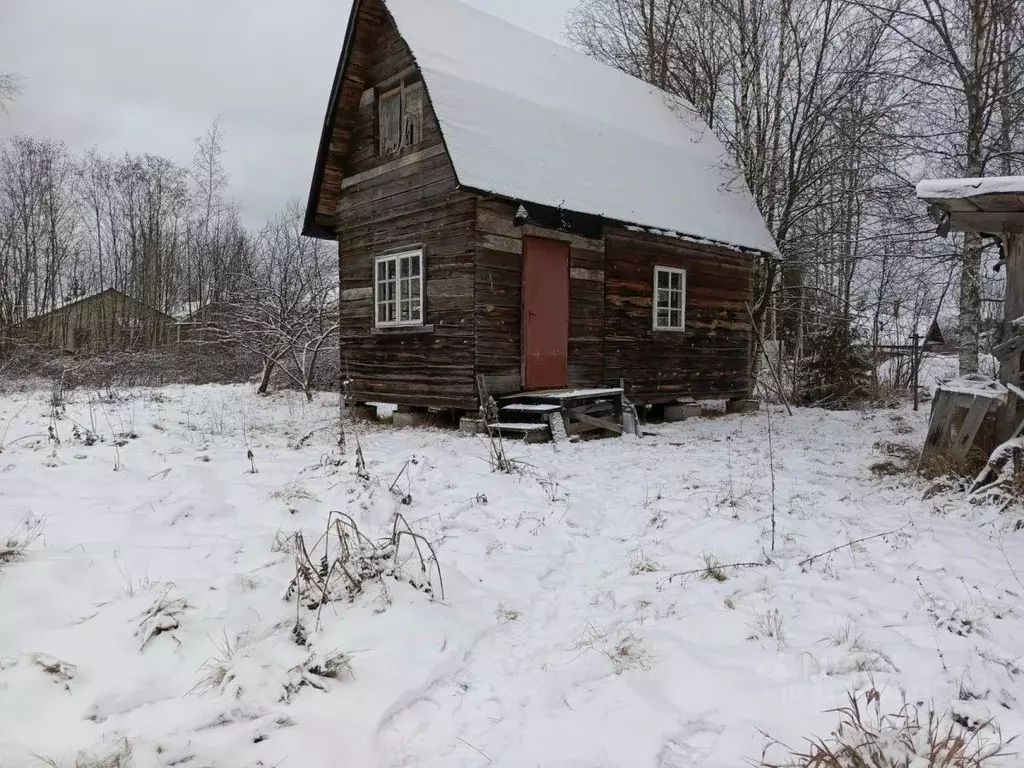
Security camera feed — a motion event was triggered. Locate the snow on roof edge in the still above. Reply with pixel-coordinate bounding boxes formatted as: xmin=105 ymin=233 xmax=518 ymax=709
xmin=917 ymin=176 xmax=1024 ymax=200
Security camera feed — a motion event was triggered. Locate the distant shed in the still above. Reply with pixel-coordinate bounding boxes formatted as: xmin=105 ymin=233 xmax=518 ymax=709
xmin=14 ymin=289 xmax=175 ymax=354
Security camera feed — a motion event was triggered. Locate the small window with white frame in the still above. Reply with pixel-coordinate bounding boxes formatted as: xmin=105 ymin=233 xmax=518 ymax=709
xmin=653 ymin=266 xmax=686 ymax=330
xmin=375 ymin=249 xmax=423 ymax=327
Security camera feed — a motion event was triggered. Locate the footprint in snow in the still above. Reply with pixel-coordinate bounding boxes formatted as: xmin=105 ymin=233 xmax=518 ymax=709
xmin=657 ymin=720 xmax=724 ymax=767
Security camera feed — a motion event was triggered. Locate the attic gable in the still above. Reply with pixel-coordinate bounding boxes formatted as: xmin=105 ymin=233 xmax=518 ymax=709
xmin=303 ymin=0 xmax=389 ymax=238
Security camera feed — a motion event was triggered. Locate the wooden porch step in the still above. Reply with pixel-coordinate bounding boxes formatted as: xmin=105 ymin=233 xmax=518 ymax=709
xmin=500 ymin=387 xmax=623 ymax=404
xmin=488 ymin=422 xmax=551 ymax=432
xmin=487 ymin=421 xmax=552 ymax=443
xmin=501 ymin=402 xmax=562 ymax=412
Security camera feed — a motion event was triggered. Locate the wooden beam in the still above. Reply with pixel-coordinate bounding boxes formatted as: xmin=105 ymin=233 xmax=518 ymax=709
xmin=340 ymin=145 xmax=447 ymax=190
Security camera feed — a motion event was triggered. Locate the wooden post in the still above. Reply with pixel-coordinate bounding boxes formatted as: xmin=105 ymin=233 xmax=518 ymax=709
xmin=998 ymin=233 xmax=1024 ymax=440
xmin=911 ymin=332 xmax=920 ymax=412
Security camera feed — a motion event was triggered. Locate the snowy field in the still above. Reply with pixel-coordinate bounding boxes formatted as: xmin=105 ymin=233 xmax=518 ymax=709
xmin=1 ymin=384 xmax=1023 ymax=767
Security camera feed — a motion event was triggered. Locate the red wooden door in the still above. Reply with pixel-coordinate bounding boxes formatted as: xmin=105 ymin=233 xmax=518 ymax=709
xmin=522 ymin=237 xmax=569 ymax=390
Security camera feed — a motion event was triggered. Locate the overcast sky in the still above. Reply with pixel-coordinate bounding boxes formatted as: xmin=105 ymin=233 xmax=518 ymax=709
xmin=0 ymin=0 xmax=578 ymax=225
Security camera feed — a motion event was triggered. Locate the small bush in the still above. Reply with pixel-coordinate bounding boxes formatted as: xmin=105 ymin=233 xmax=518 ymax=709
xmin=796 ymin=317 xmax=873 ymax=409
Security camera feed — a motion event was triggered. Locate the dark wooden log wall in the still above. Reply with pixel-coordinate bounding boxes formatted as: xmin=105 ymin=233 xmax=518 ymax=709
xmin=309 ymin=0 xmax=387 ymax=232
xmin=336 ymin=11 xmax=478 ymax=410
xmin=604 ymin=228 xmax=753 ymax=402
xmin=474 ymin=200 xmax=606 ymax=395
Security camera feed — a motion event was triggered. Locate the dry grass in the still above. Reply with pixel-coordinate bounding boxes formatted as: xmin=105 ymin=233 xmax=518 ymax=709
xmin=756 ymin=689 xmax=1016 ymax=767
xmin=1 ymin=513 xmax=44 ymax=565
xmin=749 ymin=608 xmax=787 ymax=649
xmin=29 ymin=652 xmax=77 ymax=681
xmin=699 ymin=551 xmax=730 ymax=582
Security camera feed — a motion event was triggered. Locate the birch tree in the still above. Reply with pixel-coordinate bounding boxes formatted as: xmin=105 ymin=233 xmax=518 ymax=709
xmin=861 ymin=0 xmax=1024 ymax=373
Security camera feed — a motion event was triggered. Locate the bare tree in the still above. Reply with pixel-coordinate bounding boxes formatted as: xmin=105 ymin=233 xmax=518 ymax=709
xmin=861 ymin=0 xmax=1024 ymax=373
xmin=0 ymin=74 xmax=21 ymax=115
xmin=214 ymin=201 xmax=339 ymax=399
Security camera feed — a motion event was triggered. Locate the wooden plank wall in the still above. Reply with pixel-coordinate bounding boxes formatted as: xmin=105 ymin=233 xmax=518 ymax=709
xmin=604 ymin=228 xmax=753 ymax=402
xmin=474 ymin=200 xmax=605 ymax=395
xmin=336 ymin=13 xmax=477 ymax=410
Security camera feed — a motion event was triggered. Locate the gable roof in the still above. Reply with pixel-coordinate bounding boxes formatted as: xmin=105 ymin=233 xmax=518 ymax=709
xmin=21 ymin=288 xmax=172 ymax=324
xmin=304 ymin=0 xmax=777 ymax=255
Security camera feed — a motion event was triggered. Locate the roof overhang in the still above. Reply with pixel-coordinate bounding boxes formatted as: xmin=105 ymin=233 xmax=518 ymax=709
xmin=917 ymin=177 xmax=1024 ymax=237
xmin=302 ymin=0 xmax=365 ymax=240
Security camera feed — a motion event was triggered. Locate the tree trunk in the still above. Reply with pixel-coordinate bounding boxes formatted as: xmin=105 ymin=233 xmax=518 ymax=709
xmin=959 ymin=232 xmax=983 ymax=375
xmin=257 ymin=356 xmax=275 ymax=395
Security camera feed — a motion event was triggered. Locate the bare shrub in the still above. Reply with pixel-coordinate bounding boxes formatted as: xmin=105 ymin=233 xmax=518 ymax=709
xmin=756 ymin=689 xmax=1016 ymax=767
xmin=283 ymin=511 xmax=444 ymax=623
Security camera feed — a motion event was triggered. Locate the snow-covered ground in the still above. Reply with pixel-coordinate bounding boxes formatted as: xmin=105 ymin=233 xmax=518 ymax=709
xmin=1 ymin=384 xmax=1022 ymax=766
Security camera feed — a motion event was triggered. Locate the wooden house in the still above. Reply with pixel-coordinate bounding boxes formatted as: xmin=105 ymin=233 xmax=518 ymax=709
xmin=13 ymin=289 xmax=176 ymax=354
xmin=303 ymin=0 xmax=778 ymax=432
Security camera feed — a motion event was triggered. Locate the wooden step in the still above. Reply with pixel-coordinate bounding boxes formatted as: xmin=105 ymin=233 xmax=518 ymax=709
xmin=486 ymin=422 xmax=552 ymax=443
xmin=500 ymin=402 xmax=562 ymax=413
xmin=499 ymin=387 xmax=623 ymax=405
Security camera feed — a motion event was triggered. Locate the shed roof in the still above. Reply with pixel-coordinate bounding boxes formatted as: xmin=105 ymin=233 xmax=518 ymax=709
xmin=916 ymin=176 xmax=1024 ymax=236
xmin=304 ymin=0 xmax=778 ymax=255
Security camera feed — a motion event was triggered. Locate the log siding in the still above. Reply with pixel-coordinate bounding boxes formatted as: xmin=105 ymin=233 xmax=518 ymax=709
xmin=337 ymin=7 xmax=477 ymax=409
xmin=604 ymin=228 xmax=753 ymax=402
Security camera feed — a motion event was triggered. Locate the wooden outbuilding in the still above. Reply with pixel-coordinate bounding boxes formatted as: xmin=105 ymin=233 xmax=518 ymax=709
xmin=917 ymin=177 xmax=1024 ymax=459
xmin=13 ymin=289 xmax=176 ymax=354
xmin=303 ymin=0 xmax=778 ymax=431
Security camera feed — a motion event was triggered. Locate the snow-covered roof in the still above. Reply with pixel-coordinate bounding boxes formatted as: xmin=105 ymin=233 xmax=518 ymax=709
xmin=917 ymin=176 xmax=1024 ymax=200
xmin=386 ymin=0 xmax=776 ymax=254
xmin=307 ymin=0 xmax=777 ymax=254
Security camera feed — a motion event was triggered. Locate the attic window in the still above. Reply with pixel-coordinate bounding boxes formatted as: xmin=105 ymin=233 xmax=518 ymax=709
xmin=653 ymin=266 xmax=686 ymax=330
xmin=378 ymin=80 xmax=423 ymax=156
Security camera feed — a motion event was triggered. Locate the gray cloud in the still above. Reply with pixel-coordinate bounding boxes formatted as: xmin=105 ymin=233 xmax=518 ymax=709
xmin=1 ymin=0 xmax=577 ymax=226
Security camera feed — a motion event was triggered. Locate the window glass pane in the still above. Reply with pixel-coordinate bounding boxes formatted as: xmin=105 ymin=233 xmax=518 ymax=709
xmin=409 ymin=276 xmax=421 ymax=300
xmin=670 ymin=290 xmax=681 ymax=310
xmin=411 ymin=302 xmax=421 ymax=321
xmin=657 ymin=289 xmax=669 ymax=309
xmin=400 ymin=300 xmax=410 ymax=322
xmin=410 ymin=255 xmax=421 ymax=277
xmin=657 ymin=309 xmax=669 ymax=327
xmin=400 ymin=257 xmax=411 ymax=278
xmin=657 ymin=270 xmax=669 ymax=289
xmin=671 ymin=309 xmax=683 ymax=327
xmin=377 ymin=261 xmax=387 ymax=281
xmin=387 ymin=259 xmax=396 ymax=280
xmin=671 ymin=272 xmax=683 ymax=291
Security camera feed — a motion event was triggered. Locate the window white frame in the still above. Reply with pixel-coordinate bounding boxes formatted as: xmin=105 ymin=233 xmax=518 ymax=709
xmin=652 ymin=265 xmax=686 ymax=331
xmin=374 ymin=248 xmax=424 ymax=328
